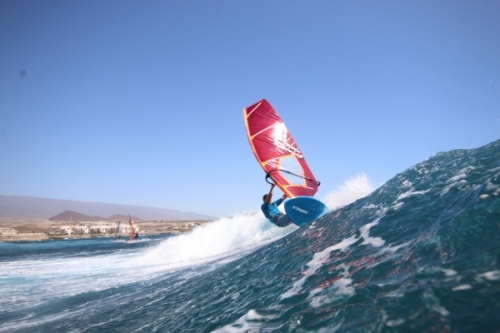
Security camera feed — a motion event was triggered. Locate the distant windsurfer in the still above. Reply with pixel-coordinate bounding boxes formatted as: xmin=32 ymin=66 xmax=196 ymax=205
xmin=128 ymin=216 xmax=139 ymax=241
xmin=261 ymin=183 xmax=292 ymax=227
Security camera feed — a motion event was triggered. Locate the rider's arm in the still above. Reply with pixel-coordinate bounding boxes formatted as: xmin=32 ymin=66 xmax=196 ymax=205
xmin=274 ymin=193 xmax=288 ymax=206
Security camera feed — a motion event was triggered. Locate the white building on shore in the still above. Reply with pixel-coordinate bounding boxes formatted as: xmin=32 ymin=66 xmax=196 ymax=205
xmin=60 ymin=222 xmax=134 ymax=236
xmin=0 ymin=227 xmax=18 ymax=237
xmin=0 ymin=228 xmax=47 ymax=240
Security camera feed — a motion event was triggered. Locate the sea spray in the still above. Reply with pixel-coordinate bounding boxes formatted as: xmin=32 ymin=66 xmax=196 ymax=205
xmin=141 ymin=213 xmax=293 ymax=267
xmin=322 ymin=173 xmax=375 ymax=210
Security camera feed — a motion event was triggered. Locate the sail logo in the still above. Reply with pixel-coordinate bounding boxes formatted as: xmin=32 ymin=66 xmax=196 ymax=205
xmin=273 ymin=123 xmax=304 ymax=159
xmin=292 ymin=205 xmax=308 ymax=215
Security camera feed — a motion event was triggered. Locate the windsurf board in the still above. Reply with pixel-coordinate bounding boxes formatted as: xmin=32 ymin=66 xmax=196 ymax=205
xmin=284 ymin=196 xmax=328 ymax=227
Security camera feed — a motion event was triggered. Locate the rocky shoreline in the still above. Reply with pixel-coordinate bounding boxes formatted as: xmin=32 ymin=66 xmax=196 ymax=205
xmin=0 ymin=219 xmax=212 ymax=242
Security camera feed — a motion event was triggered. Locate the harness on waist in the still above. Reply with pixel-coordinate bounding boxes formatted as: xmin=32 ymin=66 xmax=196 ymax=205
xmin=273 ymin=213 xmax=284 ymax=223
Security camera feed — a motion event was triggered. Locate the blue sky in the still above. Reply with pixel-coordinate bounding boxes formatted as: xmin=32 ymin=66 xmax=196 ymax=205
xmin=1 ymin=1 xmax=499 ymax=218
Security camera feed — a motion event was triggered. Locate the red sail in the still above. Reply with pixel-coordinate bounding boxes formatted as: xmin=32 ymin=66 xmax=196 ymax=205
xmin=243 ymin=99 xmax=320 ymax=198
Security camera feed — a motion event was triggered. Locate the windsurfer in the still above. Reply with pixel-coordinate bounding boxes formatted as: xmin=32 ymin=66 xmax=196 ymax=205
xmin=129 ymin=218 xmax=139 ymax=241
xmin=261 ymin=183 xmax=292 ymax=227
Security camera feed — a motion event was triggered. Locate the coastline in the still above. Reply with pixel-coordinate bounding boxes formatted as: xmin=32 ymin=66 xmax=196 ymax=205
xmin=0 ymin=219 xmax=212 ymax=242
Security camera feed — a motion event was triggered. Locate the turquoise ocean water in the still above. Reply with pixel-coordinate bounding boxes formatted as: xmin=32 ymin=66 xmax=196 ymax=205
xmin=1 ymin=140 xmax=499 ymax=332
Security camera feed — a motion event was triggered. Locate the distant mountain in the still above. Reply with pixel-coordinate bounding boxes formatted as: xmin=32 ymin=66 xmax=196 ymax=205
xmin=0 ymin=195 xmax=215 ymax=221
xmin=49 ymin=211 xmax=101 ymax=222
xmin=49 ymin=211 xmax=144 ymax=222
xmin=108 ymin=214 xmax=142 ymax=221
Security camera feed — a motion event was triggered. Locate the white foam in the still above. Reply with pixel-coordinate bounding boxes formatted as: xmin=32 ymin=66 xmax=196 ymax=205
xmin=450 ymin=166 xmax=475 ymax=182
xmin=280 ymin=235 xmax=359 ymax=300
xmin=478 ymin=270 xmax=500 ymax=281
xmin=402 ymin=180 xmax=413 ymax=188
xmin=441 ymin=166 xmax=475 ymax=195
xmin=309 ymin=264 xmax=355 ymax=308
xmin=212 ymin=309 xmax=280 ymax=333
xmin=0 ymin=250 xmax=145 ymax=315
xmin=141 ymin=213 xmax=293 ymax=269
xmin=396 ymin=189 xmax=430 ymax=201
xmin=385 ymin=318 xmax=406 ymax=327
xmin=392 ymin=188 xmax=430 ymax=210
xmin=384 ymin=241 xmax=412 ymax=253
xmin=484 ymin=168 xmax=500 ymax=195
xmin=452 ymin=284 xmax=472 ymax=291
xmin=443 ymin=269 xmax=458 ymax=277
xmin=359 ymin=219 xmax=385 ymax=247
xmin=280 ymin=212 xmax=393 ymax=300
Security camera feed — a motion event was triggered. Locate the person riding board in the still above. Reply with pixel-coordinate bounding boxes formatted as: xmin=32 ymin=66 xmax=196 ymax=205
xmin=133 ymin=223 xmax=139 ymax=240
xmin=261 ymin=183 xmax=292 ymax=227
xmin=129 ymin=216 xmax=139 ymax=241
